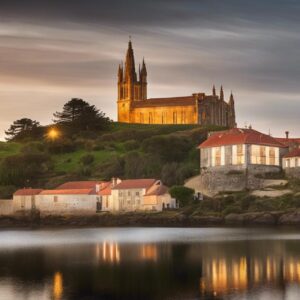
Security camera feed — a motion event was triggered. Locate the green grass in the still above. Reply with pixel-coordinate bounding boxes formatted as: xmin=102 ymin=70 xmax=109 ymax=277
xmin=0 ymin=142 xmax=21 ymax=159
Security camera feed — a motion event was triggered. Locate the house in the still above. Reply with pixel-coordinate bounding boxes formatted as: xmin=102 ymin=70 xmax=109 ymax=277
xmin=197 ymin=128 xmax=288 ymax=195
xmin=283 ymin=148 xmax=300 ymax=178
xmin=12 ymin=178 xmax=175 ymax=214
xmin=111 ymin=179 xmax=176 ymax=211
xmin=38 ymin=189 xmax=99 ymax=215
xmin=13 ymin=188 xmax=43 ymax=212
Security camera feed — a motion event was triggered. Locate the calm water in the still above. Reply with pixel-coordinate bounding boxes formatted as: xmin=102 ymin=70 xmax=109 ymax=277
xmin=1 ymin=228 xmax=300 ymax=299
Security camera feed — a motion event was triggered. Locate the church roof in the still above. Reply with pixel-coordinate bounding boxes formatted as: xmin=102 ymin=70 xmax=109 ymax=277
xmin=199 ymin=128 xmax=287 ymax=148
xmin=133 ymin=96 xmax=196 ymax=108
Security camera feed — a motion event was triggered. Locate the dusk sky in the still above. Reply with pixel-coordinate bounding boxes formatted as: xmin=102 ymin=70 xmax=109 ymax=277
xmin=1 ymin=0 xmax=300 ymax=140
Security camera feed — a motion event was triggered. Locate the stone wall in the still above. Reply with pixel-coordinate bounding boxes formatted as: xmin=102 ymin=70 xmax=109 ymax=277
xmin=285 ymin=167 xmax=300 ymax=179
xmin=199 ymin=164 xmax=282 ymax=196
xmin=0 ymin=200 xmax=13 ymax=215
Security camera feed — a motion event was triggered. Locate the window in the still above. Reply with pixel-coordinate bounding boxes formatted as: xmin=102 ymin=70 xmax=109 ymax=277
xmin=215 ymin=147 xmax=221 ymax=166
xmin=201 ymin=148 xmax=209 ymax=167
xmin=296 ymin=158 xmax=299 ymax=167
xmin=260 ymin=146 xmax=266 ymax=164
xmin=135 ymin=191 xmax=140 ymax=196
xmin=119 ymin=191 xmax=123 ymax=197
xmin=54 ymin=196 xmax=58 ymax=202
xmin=140 ymin=113 xmax=144 ymax=123
xmin=173 ymin=112 xmax=177 ymax=124
xmin=225 ymin=146 xmax=232 ymax=165
xmin=237 ymin=145 xmax=244 ymax=165
xmin=128 ymin=191 xmax=131 ymax=196
xmin=286 ymin=159 xmax=290 ymax=168
xmin=269 ymin=147 xmax=276 ymax=165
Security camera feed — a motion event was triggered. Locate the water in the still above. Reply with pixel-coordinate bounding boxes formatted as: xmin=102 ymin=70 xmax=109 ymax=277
xmin=1 ymin=227 xmax=300 ymax=299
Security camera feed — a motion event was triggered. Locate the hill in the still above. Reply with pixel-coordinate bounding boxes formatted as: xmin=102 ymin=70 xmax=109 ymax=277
xmin=0 ymin=123 xmax=225 ymax=198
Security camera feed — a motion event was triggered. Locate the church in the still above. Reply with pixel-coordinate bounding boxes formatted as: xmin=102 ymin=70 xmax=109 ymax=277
xmin=117 ymin=40 xmax=236 ymax=127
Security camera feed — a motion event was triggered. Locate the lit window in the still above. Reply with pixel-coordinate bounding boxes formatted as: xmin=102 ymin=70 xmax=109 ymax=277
xmin=215 ymin=147 xmax=221 ymax=166
xmin=136 ymin=191 xmax=140 ymax=196
xmin=237 ymin=145 xmax=244 ymax=165
xmin=54 ymin=196 xmax=58 ymax=202
xmin=225 ymin=146 xmax=232 ymax=165
xmin=269 ymin=147 xmax=276 ymax=165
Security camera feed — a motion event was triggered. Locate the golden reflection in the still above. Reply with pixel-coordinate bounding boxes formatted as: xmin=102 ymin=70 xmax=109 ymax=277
xmin=53 ymin=272 xmax=63 ymax=300
xmin=200 ymin=255 xmax=300 ymax=296
xmin=102 ymin=241 xmax=120 ymax=263
xmin=141 ymin=244 xmax=157 ymax=261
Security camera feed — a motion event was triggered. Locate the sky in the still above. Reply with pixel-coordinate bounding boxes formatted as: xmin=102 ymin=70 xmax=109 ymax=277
xmin=0 ymin=0 xmax=300 ymax=140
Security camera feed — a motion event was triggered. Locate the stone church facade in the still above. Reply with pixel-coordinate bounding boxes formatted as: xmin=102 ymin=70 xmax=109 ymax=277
xmin=117 ymin=40 xmax=236 ymax=127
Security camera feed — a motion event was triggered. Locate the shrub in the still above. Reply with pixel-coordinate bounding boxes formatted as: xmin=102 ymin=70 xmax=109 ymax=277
xmin=123 ymin=140 xmax=139 ymax=151
xmin=0 ymin=185 xmax=16 ymax=199
xmin=80 ymin=154 xmax=94 ymax=166
xmin=169 ymin=186 xmax=194 ymax=207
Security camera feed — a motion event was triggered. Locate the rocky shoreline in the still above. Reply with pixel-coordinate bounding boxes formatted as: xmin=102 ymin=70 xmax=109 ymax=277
xmin=1 ymin=211 xmax=300 ymax=228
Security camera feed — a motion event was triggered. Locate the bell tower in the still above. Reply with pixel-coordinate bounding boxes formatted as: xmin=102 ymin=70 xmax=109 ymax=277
xmin=117 ymin=39 xmax=148 ymax=122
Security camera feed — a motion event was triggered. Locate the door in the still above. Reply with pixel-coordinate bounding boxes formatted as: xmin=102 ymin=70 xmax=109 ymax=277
xmin=96 ymin=197 xmax=102 ymax=212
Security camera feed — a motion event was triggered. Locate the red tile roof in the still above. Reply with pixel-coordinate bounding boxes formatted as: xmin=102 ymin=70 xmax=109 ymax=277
xmin=14 ymin=189 xmax=43 ymax=196
xmin=40 ymin=189 xmax=96 ymax=195
xmin=112 ymin=179 xmax=156 ymax=190
xmin=283 ymin=148 xmax=300 ymax=158
xmin=274 ymin=138 xmax=300 ymax=147
xmin=145 ymin=182 xmax=169 ymax=196
xmin=99 ymin=182 xmax=112 ymax=196
xmin=199 ymin=128 xmax=287 ymax=148
xmin=132 ymin=96 xmax=196 ymax=108
xmin=56 ymin=181 xmax=101 ymax=190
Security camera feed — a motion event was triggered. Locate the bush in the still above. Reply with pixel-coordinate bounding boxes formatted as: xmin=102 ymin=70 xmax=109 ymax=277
xmin=0 ymin=185 xmax=16 ymax=199
xmin=123 ymin=140 xmax=139 ymax=151
xmin=169 ymin=186 xmax=194 ymax=207
xmin=80 ymin=154 xmax=94 ymax=166
xmin=21 ymin=141 xmax=45 ymax=154
xmin=46 ymin=139 xmax=76 ymax=154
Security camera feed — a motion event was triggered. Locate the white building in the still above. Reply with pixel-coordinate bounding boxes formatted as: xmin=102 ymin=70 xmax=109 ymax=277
xmin=199 ymin=128 xmax=287 ymax=172
xmin=283 ymin=148 xmax=300 ymax=178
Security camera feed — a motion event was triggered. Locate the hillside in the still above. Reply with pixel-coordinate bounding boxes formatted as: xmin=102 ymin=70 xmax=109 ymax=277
xmin=0 ymin=123 xmax=225 ymax=198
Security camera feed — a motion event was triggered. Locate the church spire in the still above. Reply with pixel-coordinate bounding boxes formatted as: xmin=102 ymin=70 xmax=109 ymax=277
xmin=118 ymin=63 xmax=123 ymax=83
xmin=220 ymin=85 xmax=224 ymax=101
xmin=125 ymin=38 xmax=136 ymax=82
xmin=229 ymin=91 xmax=234 ymax=105
xmin=140 ymin=57 xmax=147 ymax=78
xmin=212 ymin=85 xmax=216 ymax=96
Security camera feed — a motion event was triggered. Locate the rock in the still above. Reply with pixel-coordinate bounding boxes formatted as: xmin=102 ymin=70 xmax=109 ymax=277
xmin=278 ymin=212 xmax=300 ymax=225
xmin=262 ymin=179 xmax=288 ymax=188
xmin=251 ymin=189 xmax=293 ymax=198
xmin=225 ymin=212 xmax=276 ymax=225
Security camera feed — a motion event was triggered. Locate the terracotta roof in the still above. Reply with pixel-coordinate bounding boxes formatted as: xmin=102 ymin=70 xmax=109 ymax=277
xmin=14 ymin=189 xmax=43 ymax=196
xmin=199 ymin=128 xmax=287 ymax=148
xmin=56 ymin=181 xmax=101 ymax=190
xmin=40 ymin=189 xmax=96 ymax=195
xmin=283 ymin=148 xmax=300 ymax=158
xmin=132 ymin=96 xmax=195 ymax=108
xmin=99 ymin=182 xmax=112 ymax=196
xmin=274 ymin=138 xmax=300 ymax=147
xmin=112 ymin=179 xmax=156 ymax=190
xmin=145 ymin=182 xmax=169 ymax=196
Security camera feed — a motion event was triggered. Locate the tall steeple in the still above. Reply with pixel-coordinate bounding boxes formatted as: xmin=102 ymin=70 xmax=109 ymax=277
xmin=118 ymin=63 xmax=123 ymax=83
xmin=140 ymin=58 xmax=147 ymax=100
xmin=125 ymin=38 xmax=136 ymax=82
xmin=212 ymin=85 xmax=216 ymax=97
xmin=229 ymin=91 xmax=234 ymax=105
xmin=220 ymin=85 xmax=224 ymax=101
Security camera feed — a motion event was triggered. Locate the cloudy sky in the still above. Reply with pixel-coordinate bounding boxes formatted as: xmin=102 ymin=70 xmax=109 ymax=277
xmin=0 ymin=0 xmax=300 ymax=140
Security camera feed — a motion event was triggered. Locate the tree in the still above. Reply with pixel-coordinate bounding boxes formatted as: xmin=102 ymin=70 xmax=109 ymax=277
xmin=169 ymin=186 xmax=195 ymax=207
xmin=53 ymin=98 xmax=111 ymax=132
xmin=5 ymin=118 xmax=40 ymax=141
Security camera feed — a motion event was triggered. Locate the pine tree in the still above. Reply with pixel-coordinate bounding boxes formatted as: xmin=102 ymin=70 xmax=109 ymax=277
xmin=53 ymin=98 xmax=110 ymax=132
xmin=5 ymin=118 xmax=40 ymax=141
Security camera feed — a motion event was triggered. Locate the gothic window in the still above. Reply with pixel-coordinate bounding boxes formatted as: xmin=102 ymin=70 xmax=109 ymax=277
xmin=173 ymin=112 xmax=177 ymax=124
xmin=140 ymin=113 xmax=144 ymax=123
xmin=149 ymin=112 xmax=153 ymax=124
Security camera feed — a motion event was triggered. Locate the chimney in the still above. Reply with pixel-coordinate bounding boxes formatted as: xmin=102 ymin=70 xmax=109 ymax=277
xmin=285 ymin=131 xmax=289 ymax=139
xmin=95 ymin=183 xmax=100 ymax=193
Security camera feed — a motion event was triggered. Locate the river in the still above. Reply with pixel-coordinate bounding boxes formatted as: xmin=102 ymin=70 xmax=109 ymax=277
xmin=0 ymin=227 xmax=300 ymax=299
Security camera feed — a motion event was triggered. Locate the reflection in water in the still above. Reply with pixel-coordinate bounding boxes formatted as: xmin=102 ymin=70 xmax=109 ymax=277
xmin=141 ymin=244 xmax=158 ymax=262
xmin=98 ymin=241 xmax=120 ymax=263
xmin=53 ymin=272 xmax=63 ymax=300
xmin=1 ymin=228 xmax=300 ymax=299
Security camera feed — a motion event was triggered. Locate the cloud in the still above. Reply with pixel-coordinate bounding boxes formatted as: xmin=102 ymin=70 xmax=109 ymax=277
xmin=0 ymin=0 xmax=300 ymax=139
